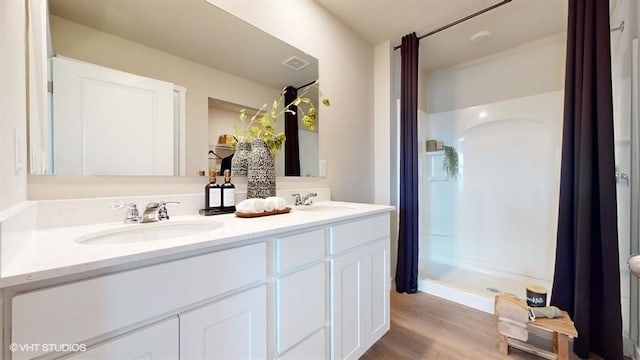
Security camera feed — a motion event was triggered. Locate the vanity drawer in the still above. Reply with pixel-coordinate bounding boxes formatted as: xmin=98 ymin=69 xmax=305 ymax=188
xmin=330 ymin=214 xmax=390 ymax=254
xmin=11 ymin=242 xmax=266 ymax=360
xmin=276 ymin=228 xmax=325 ymax=273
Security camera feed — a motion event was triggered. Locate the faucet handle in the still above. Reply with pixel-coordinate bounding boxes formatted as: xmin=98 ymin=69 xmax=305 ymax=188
xmin=110 ymin=203 xmax=140 ymax=223
xmin=303 ymin=192 xmax=317 ymax=205
xmin=158 ymin=201 xmax=181 ymax=220
xmin=291 ymin=194 xmax=302 ymax=206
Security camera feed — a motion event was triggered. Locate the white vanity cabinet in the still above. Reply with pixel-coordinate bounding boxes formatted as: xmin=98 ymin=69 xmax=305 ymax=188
xmin=10 ymin=243 xmax=267 ymax=360
xmin=5 ymin=209 xmax=392 ymax=360
xmin=330 ymin=215 xmax=391 ymax=360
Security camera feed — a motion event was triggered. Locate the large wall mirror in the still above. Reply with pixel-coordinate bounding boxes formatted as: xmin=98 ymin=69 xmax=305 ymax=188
xmin=28 ymin=0 xmax=319 ymax=177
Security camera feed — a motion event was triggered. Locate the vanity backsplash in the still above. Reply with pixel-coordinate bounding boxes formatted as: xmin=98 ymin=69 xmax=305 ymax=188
xmin=25 ymin=187 xmax=331 ymax=229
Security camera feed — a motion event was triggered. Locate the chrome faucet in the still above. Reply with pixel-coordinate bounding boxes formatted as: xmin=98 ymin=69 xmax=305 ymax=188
xmin=110 ymin=203 xmax=141 ymax=224
xmin=142 ymin=201 xmax=181 ymax=223
xmin=292 ymin=193 xmax=317 ymax=206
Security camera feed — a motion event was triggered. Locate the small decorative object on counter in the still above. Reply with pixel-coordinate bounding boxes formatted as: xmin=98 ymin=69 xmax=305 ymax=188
xmin=436 ymin=141 xmax=443 ymax=151
xmin=247 ymin=138 xmax=276 ymax=199
xmin=204 ymin=170 xmax=221 ymax=210
xmin=199 ymin=170 xmax=235 ymax=216
xmin=221 ymin=169 xmax=236 ymax=211
xmin=231 ymin=141 xmax=251 ymax=176
xmin=235 ymin=197 xmax=291 ymax=218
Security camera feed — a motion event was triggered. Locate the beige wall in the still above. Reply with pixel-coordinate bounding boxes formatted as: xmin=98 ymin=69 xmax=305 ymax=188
xmin=50 ymin=16 xmax=281 ymax=177
xmin=426 ymin=33 xmax=566 ymax=114
xmin=209 ymin=0 xmax=375 ymax=203
xmin=0 ymin=0 xmax=28 ymax=213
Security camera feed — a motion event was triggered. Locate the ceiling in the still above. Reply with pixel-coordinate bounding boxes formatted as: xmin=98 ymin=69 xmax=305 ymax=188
xmin=49 ymin=0 xmax=318 ymax=89
xmin=314 ymin=0 xmax=568 ymax=72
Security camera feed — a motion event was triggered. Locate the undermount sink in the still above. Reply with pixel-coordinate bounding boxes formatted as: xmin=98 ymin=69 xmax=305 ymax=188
xmin=295 ymin=204 xmax=358 ymax=212
xmin=75 ymin=220 xmax=224 ymax=245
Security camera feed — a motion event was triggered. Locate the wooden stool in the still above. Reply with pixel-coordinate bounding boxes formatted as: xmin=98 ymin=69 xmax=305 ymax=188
xmin=499 ymin=311 xmax=578 ymax=360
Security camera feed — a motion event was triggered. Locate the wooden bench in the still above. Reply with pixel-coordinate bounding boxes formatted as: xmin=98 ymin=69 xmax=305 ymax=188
xmin=498 ymin=311 xmax=578 ymax=360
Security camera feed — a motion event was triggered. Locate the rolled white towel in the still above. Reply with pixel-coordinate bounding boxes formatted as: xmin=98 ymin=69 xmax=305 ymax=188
xmin=235 ymin=198 xmax=267 ymax=213
xmin=266 ymin=196 xmax=287 ymax=210
xmin=253 ymin=198 xmax=266 ymax=212
xmin=264 ymin=198 xmax=276 ymax=212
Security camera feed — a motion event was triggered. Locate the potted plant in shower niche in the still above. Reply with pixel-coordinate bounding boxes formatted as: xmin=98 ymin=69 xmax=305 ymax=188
xmin=232 ymin=81 xmax=330 ymax=199
xmin=443 ymin=145 xmax=459 ymax=178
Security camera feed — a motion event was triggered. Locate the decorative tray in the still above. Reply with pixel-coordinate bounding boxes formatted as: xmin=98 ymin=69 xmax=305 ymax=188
xmin=235 ymin=207 xmax=292 ymax=218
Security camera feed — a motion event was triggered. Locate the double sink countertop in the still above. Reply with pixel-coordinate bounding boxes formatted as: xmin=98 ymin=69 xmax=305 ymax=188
xmin=0 ymin=201 xmax=394 ymax=288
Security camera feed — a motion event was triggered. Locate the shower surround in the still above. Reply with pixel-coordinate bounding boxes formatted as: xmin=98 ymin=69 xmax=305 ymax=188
xmin=418 ymin=91 xmax=563 ymax=312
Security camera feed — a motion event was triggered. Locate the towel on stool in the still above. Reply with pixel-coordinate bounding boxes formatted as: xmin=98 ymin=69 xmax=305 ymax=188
xmin=528 ymin=306 xmax=562 ymax=320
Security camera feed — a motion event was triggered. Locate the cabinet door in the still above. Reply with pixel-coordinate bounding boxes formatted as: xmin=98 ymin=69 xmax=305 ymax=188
xmin=179 ymin=286 xmax=267 ymax=360
xmin=277 ymin=263 xmax=326 ymax=353
xmin=366 ymin=240 xmax=390 ymax=346
xmin=67 ymin=317 xmax=178 ymax=360
xmin=331 ymin=249 xmax=367 ymax=360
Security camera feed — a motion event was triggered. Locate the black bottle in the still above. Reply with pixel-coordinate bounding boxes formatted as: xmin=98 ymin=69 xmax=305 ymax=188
xmin=221 ymin=169 xmax=236 ymax=210
xmin=205 ymin=170 xmax=221 ymax=210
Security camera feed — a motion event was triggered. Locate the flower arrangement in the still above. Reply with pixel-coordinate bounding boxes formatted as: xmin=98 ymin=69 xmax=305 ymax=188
xmin=233 ymin=80 xmax=329 ymax=155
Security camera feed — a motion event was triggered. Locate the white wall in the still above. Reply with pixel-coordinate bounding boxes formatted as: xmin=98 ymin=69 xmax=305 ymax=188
xmin=0 ymin=0 xmax=28 ymax=213
xmin=209 ymin=0 xmax=375 ymax=203
xmin=426 ymin=33 xmax=566 ymax=113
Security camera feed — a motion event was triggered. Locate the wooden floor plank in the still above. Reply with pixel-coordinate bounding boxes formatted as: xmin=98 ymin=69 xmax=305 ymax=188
xmin=361 ymin=291 xmax=605 ymax=360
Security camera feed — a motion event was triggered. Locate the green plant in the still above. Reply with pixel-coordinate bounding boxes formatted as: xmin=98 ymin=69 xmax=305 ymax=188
xmin=443 ymin=145 xmax=459 ymax=178
xmin=233 ymin=81 xmax=329 ymax=156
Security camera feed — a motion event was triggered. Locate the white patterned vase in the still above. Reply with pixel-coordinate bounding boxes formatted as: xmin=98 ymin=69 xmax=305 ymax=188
xmin=247 ymin=139 xmax=276 ymax=199
xmin=231 ymin=141 xmax=251 ymax=176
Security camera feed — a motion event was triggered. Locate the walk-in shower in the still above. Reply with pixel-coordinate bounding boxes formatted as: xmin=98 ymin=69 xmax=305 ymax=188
xmin=415 ymin=0 xmax=638 ymax=355
xmin=418 ymin=91 xmax=562 ymax=313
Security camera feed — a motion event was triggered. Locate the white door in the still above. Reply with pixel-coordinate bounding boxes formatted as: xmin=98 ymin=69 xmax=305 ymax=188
xmin=179 ymin=286 xmax=267 ymax=360
xmin=67 ymin=318 xmax=178 ymax=360
xmin=366 ymin=240 xmax=390 ymax=347
xmin=331 ymin=250 xmax=366 ymax=360
xmin=51 ymin=56 xmax=174 ymax=175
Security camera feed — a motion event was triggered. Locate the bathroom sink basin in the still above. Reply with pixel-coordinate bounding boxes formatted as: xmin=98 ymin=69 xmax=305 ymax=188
xmin=295 ymin=204 xmax=358 ymax=212
xmin=75 ymin=220 xmax=224 ymax=245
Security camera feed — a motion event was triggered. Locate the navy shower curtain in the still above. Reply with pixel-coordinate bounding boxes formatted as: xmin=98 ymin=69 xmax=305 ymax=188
xmin=395 ymin=33 xmax=419 ymax=294
xmin=284 ymin=86 xmax=300 ymax=176
xmin=550 ymin=0 xmax=623 ymax=358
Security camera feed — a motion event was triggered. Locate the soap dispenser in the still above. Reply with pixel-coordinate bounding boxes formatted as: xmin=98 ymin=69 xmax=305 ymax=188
xmin=221 ymin=169 xmax=236 ymax=210
xmin=205 ymin=170 xmax=221 ymax=210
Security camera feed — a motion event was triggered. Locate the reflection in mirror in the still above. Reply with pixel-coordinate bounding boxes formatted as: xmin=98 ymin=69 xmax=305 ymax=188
xmin=29 ymin=0 xmax=318 ymax=176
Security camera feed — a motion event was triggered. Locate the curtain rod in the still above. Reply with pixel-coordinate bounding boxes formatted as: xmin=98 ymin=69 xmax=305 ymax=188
xmin=393 ymin=0 xmax=513 ymax=51
xmin=295 ymin=80 xmax=317 ymax=91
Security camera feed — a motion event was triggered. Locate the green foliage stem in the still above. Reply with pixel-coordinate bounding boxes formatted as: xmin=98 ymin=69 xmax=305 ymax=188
xmin=443 ymin=145 xmax=459 ymax=178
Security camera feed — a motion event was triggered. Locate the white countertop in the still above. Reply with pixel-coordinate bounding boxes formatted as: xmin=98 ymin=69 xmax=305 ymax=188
xmin=1 ymin=201 xmax=393 ymax=288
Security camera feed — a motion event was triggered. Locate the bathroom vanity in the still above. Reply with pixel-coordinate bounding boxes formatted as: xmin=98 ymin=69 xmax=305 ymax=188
xmin=0 ymin=201 xmax=393 ymax=360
